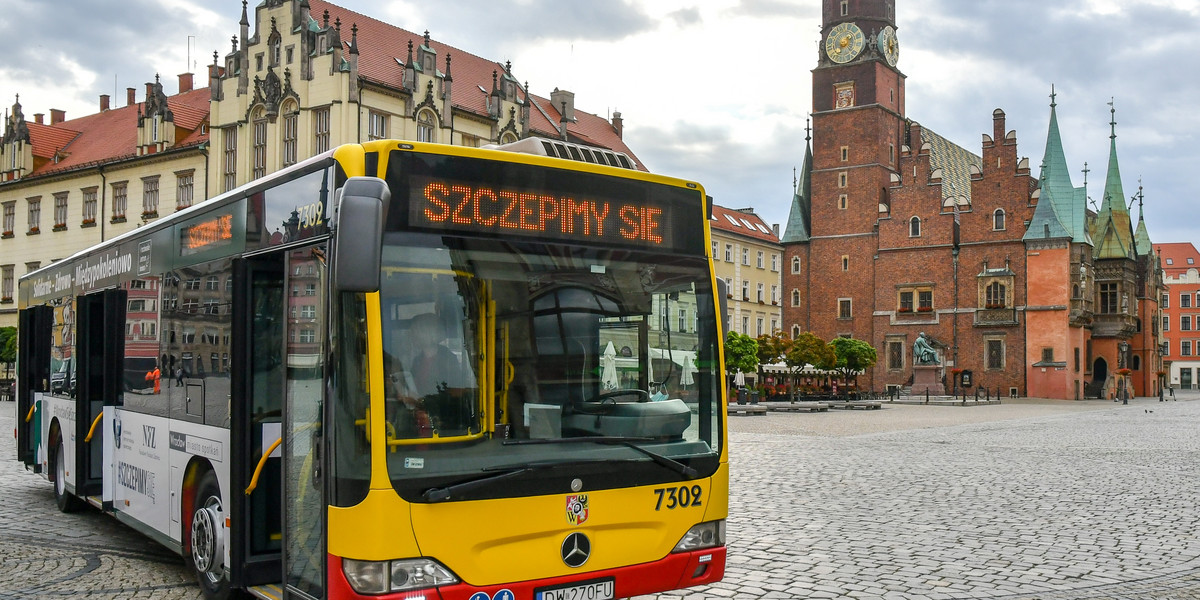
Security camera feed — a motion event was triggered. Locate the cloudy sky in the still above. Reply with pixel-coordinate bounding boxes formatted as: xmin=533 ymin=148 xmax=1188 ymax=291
xmin=3 ymin=0 xmax=1198 ymax=244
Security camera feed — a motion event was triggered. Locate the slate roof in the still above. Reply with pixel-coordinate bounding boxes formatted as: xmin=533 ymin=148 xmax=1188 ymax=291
xmin=921 ymin=126 xmax=980 ymax=203
xmin=711 ymin=204 xmax=780 ymax=244
xmin=308 ymin=0 xmax=640 ymax=168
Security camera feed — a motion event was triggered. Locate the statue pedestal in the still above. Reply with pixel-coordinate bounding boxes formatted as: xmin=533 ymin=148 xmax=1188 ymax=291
xmin=911 ymin=365 xmax=945 ymax=396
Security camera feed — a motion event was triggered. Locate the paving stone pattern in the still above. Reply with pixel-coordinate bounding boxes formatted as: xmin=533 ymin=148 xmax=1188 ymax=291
xmin=4 ymin=396 xmax=1200 ymax=599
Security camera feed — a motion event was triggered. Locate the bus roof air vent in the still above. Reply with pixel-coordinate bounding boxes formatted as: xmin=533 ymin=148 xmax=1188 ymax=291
xmin=484 ymin=137 xmax=637 ymax=170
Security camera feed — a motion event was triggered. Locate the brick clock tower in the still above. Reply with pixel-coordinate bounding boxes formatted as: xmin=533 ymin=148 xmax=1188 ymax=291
xmin=784 ymin=0 xmax=906 ymax=358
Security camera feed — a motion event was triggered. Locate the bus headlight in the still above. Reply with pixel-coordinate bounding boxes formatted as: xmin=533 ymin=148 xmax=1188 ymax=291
xmin=672 ymin=520 xmax=726 ymax=552
xmin=342 ymin=557 xmax=459 ymax=594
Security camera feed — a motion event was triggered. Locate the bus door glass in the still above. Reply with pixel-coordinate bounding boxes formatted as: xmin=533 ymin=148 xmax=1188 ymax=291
xmin=16 ymin=305 xmax=53 ymax=468
xmin=231 ymin=255 xmax=285 ymax=587
xmin=283 ymin=244 xmax=327 ymax=598
xmin=75 ymin=289 xmax=126 ymax=498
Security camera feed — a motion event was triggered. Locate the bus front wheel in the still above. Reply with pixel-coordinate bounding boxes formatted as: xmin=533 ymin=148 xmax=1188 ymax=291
xmin=53 ymin=438 xmax=83 ymax=513
xmin=188 ymin=471 xmax=232 ymax=600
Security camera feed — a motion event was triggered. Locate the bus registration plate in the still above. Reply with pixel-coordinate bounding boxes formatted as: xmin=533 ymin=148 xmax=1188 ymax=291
xmin=535 ymin=578 xmax=615 ymax=600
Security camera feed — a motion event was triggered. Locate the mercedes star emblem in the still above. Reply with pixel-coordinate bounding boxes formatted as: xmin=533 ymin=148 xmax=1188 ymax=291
xmin=560 ymin=532 xmax=591 ymax=568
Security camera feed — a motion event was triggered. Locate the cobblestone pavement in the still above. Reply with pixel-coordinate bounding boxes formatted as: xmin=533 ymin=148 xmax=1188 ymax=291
xmin=4 ymin=394 xmax=1200 ymax=599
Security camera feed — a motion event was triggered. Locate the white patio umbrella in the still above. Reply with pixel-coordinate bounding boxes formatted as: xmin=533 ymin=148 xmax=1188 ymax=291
xmin=601 ymin=341 xmax=620 ymax=390
xmin=680 ymin=356 xmax=697 ymax=387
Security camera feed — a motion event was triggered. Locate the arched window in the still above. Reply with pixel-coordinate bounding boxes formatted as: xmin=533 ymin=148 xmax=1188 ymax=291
xmin=417 ymin=110 xmax=437 ymax=143
xmin=1133 ymin=355 xmax=1141 ymax=370
xmin=500 ymin=131 xmax=518 ymax=144
xmin=909 ymin=216 xmax=921 ymax=237
xmin=791 ymin=256 xmax=801 ymax=274
xmin=791 ymin=325 xmax=801 ymax=339
xmin=993 ymin=208 xmax=1006 ymax=231
xmin=986 ymin=282 xmax=1006 ymax=308
xmin=792 ymin=289 xmax=801 ymax=307
xmin=1073 ymin=284 xmax=1081 ymax=299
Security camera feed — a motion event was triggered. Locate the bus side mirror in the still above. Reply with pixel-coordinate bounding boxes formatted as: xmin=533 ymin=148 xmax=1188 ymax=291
xmin=332 ymin=176 xmax=389 ymax=293
xmin=715 ymin=278 xmax=729 ymax=334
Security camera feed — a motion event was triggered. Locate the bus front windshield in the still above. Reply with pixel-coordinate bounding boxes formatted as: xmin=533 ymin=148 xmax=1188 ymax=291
xmin=373 ymin=232 xmax=722 ymax=502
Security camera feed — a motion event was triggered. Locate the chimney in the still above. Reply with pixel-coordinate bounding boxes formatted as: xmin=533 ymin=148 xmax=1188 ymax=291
xmin=772 ymin=224 xmax=780 ymax=238
xmin=50 ymin=109 xmax=65 ymax=125
xmin=550 ymin=88 xmax=575 ymax=122
xmin=612 ymin=111 xmax=623 ymax=139
xmin=34 ymin=113 xmax=44 ymax=125
xmin=178 ymin=72 xmax=194 ymax=93
xmin=100 ymin=94 xmax=110 ymax=112
xmin=127 ymin=87 xmax=137 ymax=106
xmin=145 ymin=82 xmax=155 ymax=100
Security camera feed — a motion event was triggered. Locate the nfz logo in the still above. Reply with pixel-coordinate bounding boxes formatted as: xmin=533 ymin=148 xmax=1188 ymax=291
xmin=143 ymin=425 xmax=157 ymax=449
xmin=112 ymin=417 xmax=123 ymax=449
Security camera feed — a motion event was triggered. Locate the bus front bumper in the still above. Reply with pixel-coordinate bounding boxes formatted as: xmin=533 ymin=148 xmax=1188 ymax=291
xmin=327 ymin=546 xmax=726 ymax=599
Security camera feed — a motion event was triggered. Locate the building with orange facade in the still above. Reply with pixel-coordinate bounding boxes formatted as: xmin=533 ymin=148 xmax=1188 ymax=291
xmin=1153 ymin=242 xmax=1200 ymax=391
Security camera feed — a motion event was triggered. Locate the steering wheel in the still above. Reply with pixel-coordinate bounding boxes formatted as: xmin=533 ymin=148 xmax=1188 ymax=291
xmin=586 ymin=389 xmax=651 ymax=404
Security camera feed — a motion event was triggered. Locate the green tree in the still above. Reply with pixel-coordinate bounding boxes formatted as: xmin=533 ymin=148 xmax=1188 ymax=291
xmin=787 ymin=332 xmax=836 ymax=373
xmin=755 ymin=330 xmax=791 ymax=387
xmin=723 ymin=332 xmax=759 ymax=382
xmin=0 ymin=326 xmax=15 ymax=365
xmin=829 ymin=337 xmax=878 ymax=386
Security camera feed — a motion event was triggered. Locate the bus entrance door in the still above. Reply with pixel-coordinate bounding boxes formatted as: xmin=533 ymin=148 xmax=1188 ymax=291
xmin=75 ymin=289 xmax=127 ymax=503
xmin=231 ymin=255 xmax=285 ymax=589
xmin=16 ymin=305 xmax=53 ymax=470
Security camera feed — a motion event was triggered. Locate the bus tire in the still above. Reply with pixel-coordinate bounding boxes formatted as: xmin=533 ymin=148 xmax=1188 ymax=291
xmin=188 ymin=471 xmax=232 ymax=600
xmin=53 ymin=438 xmax=83 ymax=513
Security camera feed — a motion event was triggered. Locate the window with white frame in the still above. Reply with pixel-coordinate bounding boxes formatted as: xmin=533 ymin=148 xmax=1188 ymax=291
xmin=1 ymin=265 xmax=13 ymax=302
xmin=771 ymin=254 xmax=779 ymax=271
xmin=282 ymin=110 xmax=298 ymax=167
xmin=223 ymin=126 xmax=238 ymax=192
xmin=712 ymin=241 xmax=718 ymax=260
xmin=741 ymin=280 xmax=749 ymax=300
xmin=1183 ymin=341 xmax=1193 ymax=357
xmin=252 ymin=117 xmax=268 ymax=179
xmin=756 ymin=282 xmax=764 ymax=302
xmin=81 ymin=187 xmax=97 ymax=223
xmin=791 ymin=256 xmax=801 ymax=274
xmin=1163 ymin=316 xmax=1169 ymax=332
xmin=756 ymin=317 xmax=764 ymax=336
xmin=757 ymin=251 xmax=764 ymax=269
xmin=417 ymin=110 xmax=436 ymax=143
xmin=314 ymin=107 xmax=331 ymax=153
xmin=142 ymin=176 xmax=160 ymax=216
xmin=53 ymin=192 xmax=68 ymax=229
xmin=27 ymin=197 xmax=41 ymax=232
xmin=838 ymin=298 xmax=852 ymax=319
xmin=1182 ymin=293 xmax=1192 ymax=309
xmin=1182 ymin=315 xmax=1192 ymax=331
xmin=725 ymin=244 xmax=733 ymax=262
xmin=741 ymin=248 xmax=749 ymax=266
xmin=2 ymin=201 xmax=14 ymax=234
xmin=368 ymin=111 xmax=389 ymax=141
xmin=792 ymin=289 xmax=801 ymax=307
xmin=176 ymin=171 xmax=194 ymax=209
xmin=741 ymin=316 xmax=749 ymax=334
xmin=771 ymin=285 xmax=778 ymax=304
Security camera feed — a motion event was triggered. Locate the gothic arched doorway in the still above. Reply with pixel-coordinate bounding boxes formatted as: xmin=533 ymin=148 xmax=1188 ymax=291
xmin=1091 ymin=357 xmax=1109 ymax=398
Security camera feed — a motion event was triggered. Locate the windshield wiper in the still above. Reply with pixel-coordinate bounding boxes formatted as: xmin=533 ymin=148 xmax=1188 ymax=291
xmin=421 ymin=458 xmax=613 ymax=503
xmin=505 ymin=436 xmax=698 ymax=479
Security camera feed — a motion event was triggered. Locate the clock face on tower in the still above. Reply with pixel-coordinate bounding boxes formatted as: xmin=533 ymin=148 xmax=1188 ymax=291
xmin=825 ymin=22 xmax=866 ymax=64
xmin=878 ymin=25 xmax=899 ymax=67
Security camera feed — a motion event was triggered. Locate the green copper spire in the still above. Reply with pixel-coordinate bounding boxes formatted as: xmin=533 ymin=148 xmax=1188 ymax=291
xmin=1133 ymin=184 xmax=1153 ymax=257
xmin=1091 ymin=100 xmax=1134 ymax=259
xmin=1026 ymin=86 xmax=1088 ymax=244
xmin=782 ymin=119 xmax=812 ymax=243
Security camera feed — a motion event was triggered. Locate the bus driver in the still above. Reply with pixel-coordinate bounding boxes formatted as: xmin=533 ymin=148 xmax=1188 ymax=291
xmin=385 ymin=311 xmax=473 ymax=438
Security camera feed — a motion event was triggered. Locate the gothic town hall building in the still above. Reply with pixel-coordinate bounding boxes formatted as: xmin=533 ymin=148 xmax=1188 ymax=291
xmin=782 ymin=0 xmax=1164 ymax=400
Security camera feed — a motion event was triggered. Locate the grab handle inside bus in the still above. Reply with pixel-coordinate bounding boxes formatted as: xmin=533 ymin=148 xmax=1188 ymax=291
xmin=332 ymin=176 xmax=390 ymax=293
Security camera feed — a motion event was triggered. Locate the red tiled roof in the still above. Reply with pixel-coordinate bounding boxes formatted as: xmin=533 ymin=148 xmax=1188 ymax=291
xmin=1154 ymin=242 xmax=1200 ymax=276
xmin=309 ymin=0 xmax=640 ymax=168
xmin=710 ymin=204 xmax=779 ymax=244
xmin=27 ymin=88 xmax=210 ymax=177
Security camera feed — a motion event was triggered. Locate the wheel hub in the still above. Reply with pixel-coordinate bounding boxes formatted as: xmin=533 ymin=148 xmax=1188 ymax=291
xmin=191 ymin=498 xmax=225 ymax=577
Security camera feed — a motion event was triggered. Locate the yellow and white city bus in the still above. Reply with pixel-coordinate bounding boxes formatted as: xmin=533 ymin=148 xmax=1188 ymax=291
xmin=15 ymin=139 xmax=728 ymax=600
